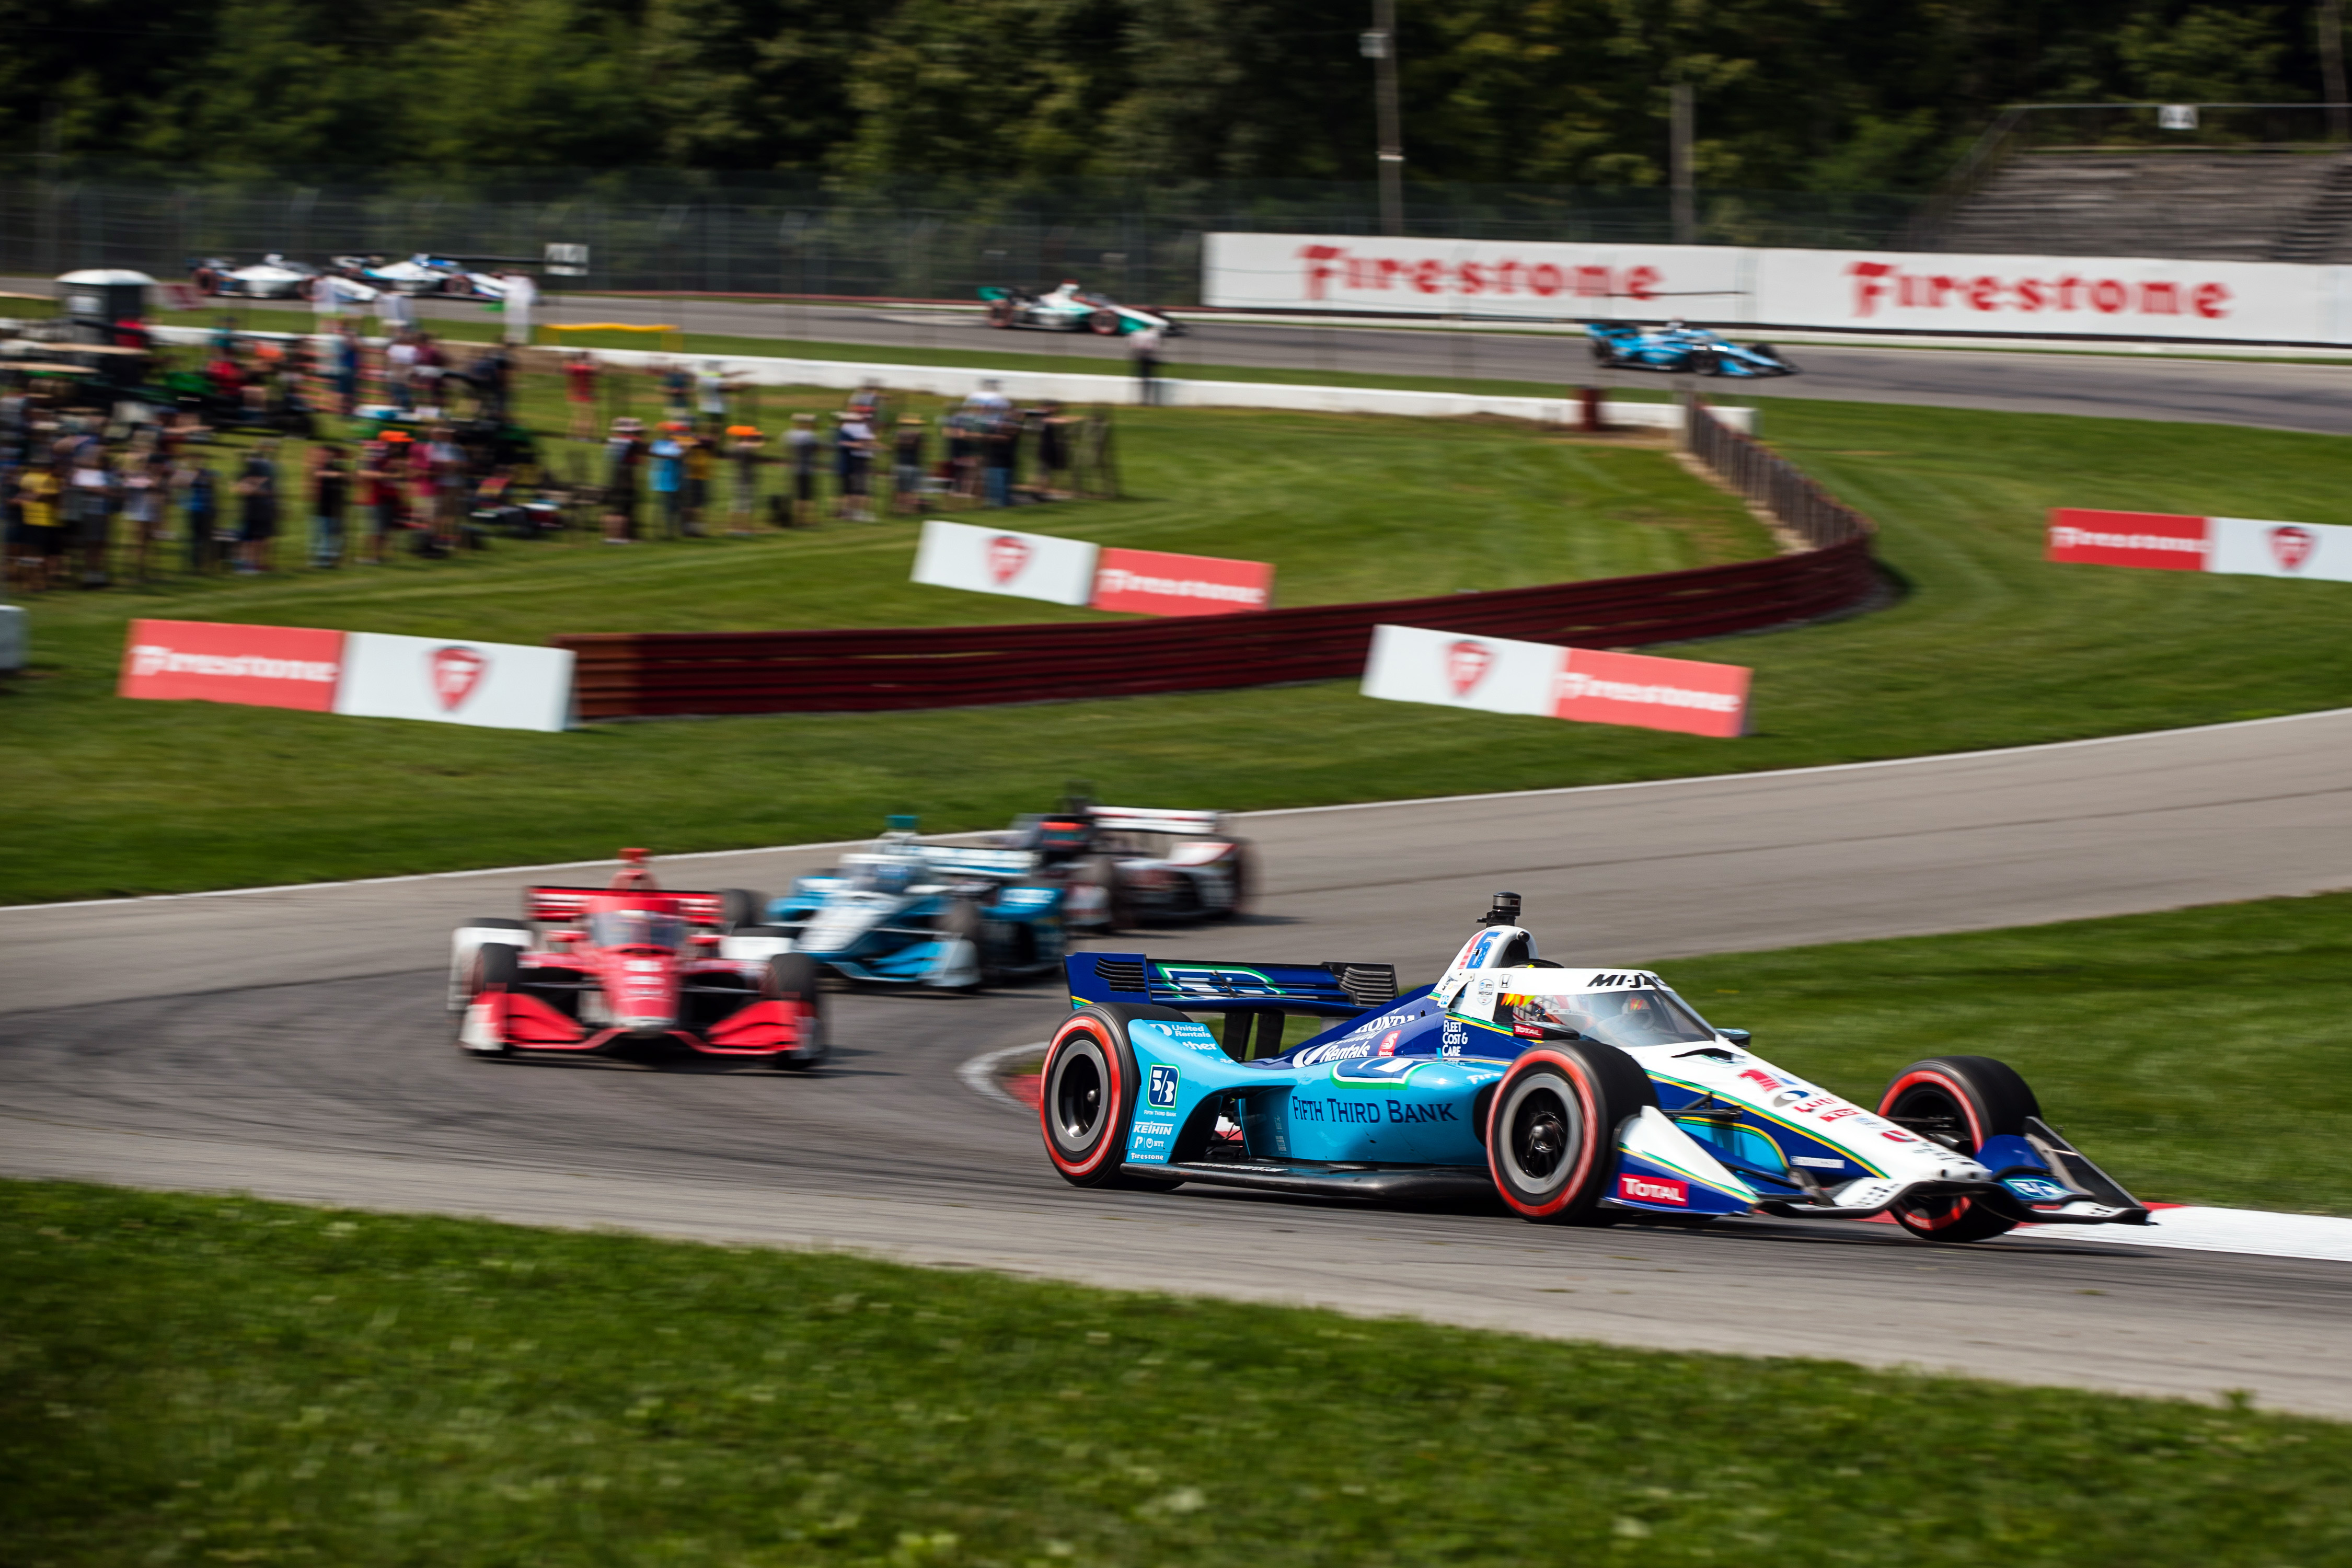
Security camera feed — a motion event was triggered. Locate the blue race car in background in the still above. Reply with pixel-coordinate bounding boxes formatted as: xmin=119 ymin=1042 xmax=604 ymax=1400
xmin=742 ymin=816 xmax=1076 ymax=990
xmin=1588 ymin=321 xmax=1797 ymax=377
xmin=734 ymin=803 xmax=1252 ymax=990
xmin=1039 ymin=891 xmax=2148 ymax=1242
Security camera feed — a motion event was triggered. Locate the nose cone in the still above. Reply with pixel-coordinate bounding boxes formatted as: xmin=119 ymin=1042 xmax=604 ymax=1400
xmin=612 ymin=959 xmax=679 ymax=1034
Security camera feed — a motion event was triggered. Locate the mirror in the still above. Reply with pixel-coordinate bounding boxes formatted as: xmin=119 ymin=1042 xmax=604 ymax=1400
xmin=1719 ymin=1028 xmax=1751 ymax=1046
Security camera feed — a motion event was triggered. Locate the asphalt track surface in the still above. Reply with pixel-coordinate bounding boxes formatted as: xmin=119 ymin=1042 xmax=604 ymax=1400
xmin=8 ymin=712 xmax=2352 ymax=1414
xmin=495 ymin=292 xmax=2352 ymax=436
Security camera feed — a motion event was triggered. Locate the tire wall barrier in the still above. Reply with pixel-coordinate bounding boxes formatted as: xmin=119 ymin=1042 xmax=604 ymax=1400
xmin=558 ymin=402 xmax=1875 ymax=718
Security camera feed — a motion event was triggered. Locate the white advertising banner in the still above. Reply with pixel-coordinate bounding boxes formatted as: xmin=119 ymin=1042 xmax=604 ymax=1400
xmin=1359 ymin=624 xmax=1562 ymax=717
xmin=1204 ymin=232 xmax=1747 ymax=322
xmin=2207 ymin=516 xmax=2352 ymax=581
xmin=334 ymin=632 xmax=575 ymax=732
xmin=911 ymin=518 xmax=1100 ymax=606
xmin=1753 ymin=247 xmax=2330 ymax=343
xmin=1205 ymin=232 xmax=2348 ymax=344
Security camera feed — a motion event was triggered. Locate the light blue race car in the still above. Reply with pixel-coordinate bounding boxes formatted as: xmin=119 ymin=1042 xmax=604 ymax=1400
xmin=747 ymin=817 xmax=1086 ymax=990
xmin=1039 ymin=892 xmax=2148 ymax=1241
xmin=1588 ymin=320 xmax=1797 ymax=377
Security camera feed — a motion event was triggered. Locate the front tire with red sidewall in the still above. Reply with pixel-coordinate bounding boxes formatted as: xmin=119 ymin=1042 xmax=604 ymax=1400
xmin=1040 ymin=1004 xmax=1188 ymax=1190
xmin=1486 ymin=1040 xmax=1657 ymax=1224
xmin=1877 ymin=1055 xmax=2040 ymax=1242
xmin=764 ymin=952 xmax=828 ymax=1070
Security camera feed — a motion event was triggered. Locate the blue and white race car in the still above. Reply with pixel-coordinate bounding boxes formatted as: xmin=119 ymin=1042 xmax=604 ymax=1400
xmin=745 ymin=817 xmax=1082 ymax=990
xmin=1039 ymin=892 xmax=2147 ymax=1241
xmin=980 ymin=281 xmax=1185 ymax=338
xmin=739 ymin=805 xmax=1255 ymax=991
xmin=1588 ymin=321 xmax=1797 ymax=377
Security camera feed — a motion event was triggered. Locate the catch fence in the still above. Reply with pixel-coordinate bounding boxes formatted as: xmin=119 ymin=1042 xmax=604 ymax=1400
xmin=1687 ymin=398 xmax=1873 ymax=550
xmin=0 ymin=163 xmax=1921 ymax=307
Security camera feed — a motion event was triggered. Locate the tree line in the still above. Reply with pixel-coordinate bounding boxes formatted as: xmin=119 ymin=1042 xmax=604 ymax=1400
xmin=0 ymin=0 xmax=2329 ymax=192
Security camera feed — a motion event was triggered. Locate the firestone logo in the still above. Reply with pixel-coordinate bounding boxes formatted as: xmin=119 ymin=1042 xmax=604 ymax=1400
xmin=1445 ymin=640 xmax=1492 ymax=697
xmin=1848 ymin=260 xmax=2230 ymax=321
xmin=430 ymin=646 xmax=489 ymax=710
xmin=987 ymin=535 xmax=1031 ymax=585
xmin=1301 ymin=244 xmax=1661 ymax=304
xmin=128 ymin=644 xmax=339 ymax=683
xmin=2272 ymin=526 xmax=2317 ymax=572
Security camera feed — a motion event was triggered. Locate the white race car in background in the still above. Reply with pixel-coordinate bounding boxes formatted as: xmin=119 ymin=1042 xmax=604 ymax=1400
xmin=979 ymin=281 xmax=1185 ymax=337
xmin=211 ymin=255 xmax=320 ymax=299
xmin=341 ymin=254 xmax=517 ymax=299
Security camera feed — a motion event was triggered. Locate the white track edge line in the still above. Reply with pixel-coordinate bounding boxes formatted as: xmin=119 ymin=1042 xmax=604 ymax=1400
xmin=18 ymin=702 xmax=2352 ymax=913
xmin=960 ymin=1042 xmax=1050 ymax=1114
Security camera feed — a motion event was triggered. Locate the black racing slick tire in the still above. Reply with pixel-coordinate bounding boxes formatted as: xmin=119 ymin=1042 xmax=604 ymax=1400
xmin=1208 ymin=844 xmax=1257 ymax=921
xmin=1589 ymin=339 xmax=1617 ymax=368
xmin=1877 ymin=1056 xmax=2040 ymax=1242
xmin=719 ymin=889 xmax=766 ymax=932
xmin=459 ymin=941 xmax=520 ymax=1058
xmin=764 ymin=952 xmax=828 ymax=1070
xmin=939 ymin=897 xmax=986 ymax=990
xmin=1486 ymin=1040 xmax=1658 ymax=1224
xmin=1089 ymin=309 xmax=1123 ymax=336
xmin=1039 ymin=1006 xmax=1185 ymax=1191
xmin=1691 ymin=347 xmax=1722 ymax=376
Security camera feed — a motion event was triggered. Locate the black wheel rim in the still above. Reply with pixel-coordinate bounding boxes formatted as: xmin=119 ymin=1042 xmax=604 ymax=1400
xmin=1506 ymin=1082 xmax=1582 ymax=1193
xmin=1887 ymin=1083 xmax=1971 ymax=1152
xmin=1054 ymin=1052 xmax=1104 ymax=1145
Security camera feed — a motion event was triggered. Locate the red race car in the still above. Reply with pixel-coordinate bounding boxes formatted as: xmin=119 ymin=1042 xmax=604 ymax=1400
xmin=448 ymin=848 xmax=825 ymax=1068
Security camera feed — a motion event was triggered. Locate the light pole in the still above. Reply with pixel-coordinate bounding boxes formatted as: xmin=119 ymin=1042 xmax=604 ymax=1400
xmin=1362 ymin=0 xmax=1404 ymax=236
xmin=1670 ymin=82 xmax=1695 ymax=245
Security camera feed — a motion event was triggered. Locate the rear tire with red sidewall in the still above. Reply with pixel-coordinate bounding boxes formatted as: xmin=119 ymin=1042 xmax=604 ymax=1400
xmin=1040 ymin=1004 xmax=1187 ymax=1190
xmin=1877 ymin=1055 xmax=2040 ymax=1242
xmin=1487 ymin=1041 xmax=1657 ymax=1224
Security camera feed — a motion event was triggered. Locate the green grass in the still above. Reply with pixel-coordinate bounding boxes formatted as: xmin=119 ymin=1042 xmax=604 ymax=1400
xmin=6 ymin=1180 xmax=2347 ymax=1568
xmin=1659 ymin=890 xmax=2352 ymax=1215
xmin=10 ymin=391 xmax=2352 ymax=904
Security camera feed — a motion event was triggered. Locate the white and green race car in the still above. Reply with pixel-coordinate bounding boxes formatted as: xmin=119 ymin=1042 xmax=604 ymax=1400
xmin=979 ymin=281 xmax=1185 ymax=337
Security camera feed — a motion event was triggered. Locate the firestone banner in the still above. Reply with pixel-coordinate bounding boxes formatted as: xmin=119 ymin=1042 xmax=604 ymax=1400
xmin=2046 ymin=509 xmax=2352 ymax=581
xmin=1204 ymin=232 xmax=2344 ymax=343
xmin=120 ymin=619 xmax=573 ymax=730
xmin=334 ymin=632 xmax=575 ymax=732
xmin=912 ymin=518 xmax=1100 ymax=607
xmin=1360 ymin=624 xmax=1750 ymax=738
xmin=1092 ymin=546 xmax=1274 ymax=617
xmin=119 ymin=619 xmax=344 ymax=711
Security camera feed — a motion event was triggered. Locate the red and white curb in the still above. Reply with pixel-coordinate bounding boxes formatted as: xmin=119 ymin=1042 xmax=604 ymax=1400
xmin=961 ymin=1046 xmax=2352 ymax=1265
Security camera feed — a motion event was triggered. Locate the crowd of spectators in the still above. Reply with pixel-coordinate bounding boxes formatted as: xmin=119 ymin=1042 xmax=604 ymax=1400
xmin=1 ymin=322 xmax=1119 ymax=593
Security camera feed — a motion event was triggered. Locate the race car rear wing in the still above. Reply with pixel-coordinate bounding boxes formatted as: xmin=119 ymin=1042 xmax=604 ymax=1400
xmin=1067 ymin=952 xmax=1398 ymax=1018
xmin=1089 ymin=806 xmax=1226 ymax=837
xmin=523 ymin=886 xmax=728 ymax=926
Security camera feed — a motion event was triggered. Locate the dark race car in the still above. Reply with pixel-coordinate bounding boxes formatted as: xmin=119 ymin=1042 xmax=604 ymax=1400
xmin=449 ymin=848 xmax=824 ymax=1068
xmin=1588 ymin=321 xmax=1797 ymax=377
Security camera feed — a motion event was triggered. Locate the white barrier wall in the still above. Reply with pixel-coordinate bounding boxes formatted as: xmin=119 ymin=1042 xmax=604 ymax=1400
xmin=1204 ymin=233 xmax=2352 ymax=344
xmin=138 ymin=329 xmax=1751 ymax=432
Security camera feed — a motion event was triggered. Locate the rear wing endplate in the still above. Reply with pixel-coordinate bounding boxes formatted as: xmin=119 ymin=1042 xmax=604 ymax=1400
xmin=1067 ymin=952 xmax=1398 ymax=1017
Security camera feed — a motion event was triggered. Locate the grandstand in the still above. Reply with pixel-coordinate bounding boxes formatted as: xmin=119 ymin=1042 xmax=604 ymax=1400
xmin=1927 ymin=151 xmax=2352 ymax=263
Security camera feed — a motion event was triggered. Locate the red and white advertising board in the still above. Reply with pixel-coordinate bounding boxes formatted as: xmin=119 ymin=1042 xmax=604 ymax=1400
xmin=1204 ymin=232 xmax=2332 ymax=343
xmin=120 ymin=620 xmax=573 ymax=730
xmin=1361 ymin=624 xmax=1750 ymax=737
xmin=2046 ymin=509 xmax=2352 ymax=582
xmin=1091 ymin=547 xmax=1273 ymax=616
xmin=333 ymin=632 xmax=575 ymax=732
xmin=119 ymin=618 xmax=344 ymax=711
xmin=912 ymin=518 xmax=1101 ymax=607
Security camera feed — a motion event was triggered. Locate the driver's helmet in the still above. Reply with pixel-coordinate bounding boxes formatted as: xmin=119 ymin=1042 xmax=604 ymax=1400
xmin=1665 ymin=318 xmax=1688 ymax=332
xmin=1508 ymin=994 xmax=1598 ymax=1039
xmin=1596 ymin=991 xmax=1677 ymax=1041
